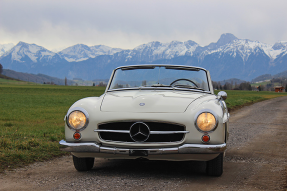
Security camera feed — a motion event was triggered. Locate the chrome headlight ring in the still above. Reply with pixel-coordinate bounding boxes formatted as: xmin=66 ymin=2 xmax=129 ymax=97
xmin=194 ymin=109 xmax=219 ymax=133
xmin=66 ymin=107 xmax=89 ymax=131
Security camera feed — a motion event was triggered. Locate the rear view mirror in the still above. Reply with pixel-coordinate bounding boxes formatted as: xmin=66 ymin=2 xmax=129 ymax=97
xmin=218 ymin=91 xmax=227 ymax=100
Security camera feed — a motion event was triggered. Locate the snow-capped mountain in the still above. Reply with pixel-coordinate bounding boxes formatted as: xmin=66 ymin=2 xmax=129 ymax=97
xmin=198 ymin=33 xmax=238 ymax=53
xmin=58 ymin=44 xmax=123 ymax=62
xmin=272 ymin=41 xmax=287 ymax=58
xmin=272 ymin=41 xmax=287 ymax=50
xmin=1 ymin=33 xmax=287 ymax=81
xmin=123 ymin=40 xmax=199 ymax=61
xmin=2 ymin=41 xmax=55 ymax=63
xmin=0 ymin=43 xmax=14 ymax=57
xmin=0 ymin=42 xmax=68 ymax=77
xmin=199 ymin=38 xmax=286 ymax=62
xmin=91 ymin=45 xmax=123 ymax=57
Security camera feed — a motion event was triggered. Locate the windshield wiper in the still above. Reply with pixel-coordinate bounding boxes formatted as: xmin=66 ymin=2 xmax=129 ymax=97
xmin=151 ymin=84 xmax=171 ymax=87
xmin=173 ymin=84 xmax=205 ymax=90
xmin=121 ymin=66 xmax=155 ymax=70
xmin=164 ymin=66 xmax=200 ymax=71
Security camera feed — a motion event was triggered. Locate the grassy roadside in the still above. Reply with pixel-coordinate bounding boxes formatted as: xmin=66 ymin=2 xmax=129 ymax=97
xmin=0 ymin=83 xmax=286 ymax=172
xmin=215 ymin=90 xmax=287 ymax=112
xmin=0 ymin=83 xmax=106 ymax=172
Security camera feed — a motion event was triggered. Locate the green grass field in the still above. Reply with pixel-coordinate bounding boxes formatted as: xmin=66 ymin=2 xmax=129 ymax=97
xmin=215 ymin=90 xmax=287 ymax=111
xmin=0 ymin=80 xmax=286 ymax=172
xmin=0 ymin=82 xmax=106 ymax=172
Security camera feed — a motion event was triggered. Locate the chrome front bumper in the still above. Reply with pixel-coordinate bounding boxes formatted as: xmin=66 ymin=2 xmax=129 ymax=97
xmin=59 ymin=140 xmax=226 ymax=155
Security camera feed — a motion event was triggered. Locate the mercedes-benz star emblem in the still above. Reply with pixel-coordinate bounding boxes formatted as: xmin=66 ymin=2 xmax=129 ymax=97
xmin=130 ymin=122 xmax=150 ymax=142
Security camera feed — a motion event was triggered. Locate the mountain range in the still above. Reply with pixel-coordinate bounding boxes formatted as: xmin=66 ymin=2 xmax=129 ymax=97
xmin=2 ymin=69 xmax=74 ymax=85
xmin=1 ymin=33 xmax=287 ymax=81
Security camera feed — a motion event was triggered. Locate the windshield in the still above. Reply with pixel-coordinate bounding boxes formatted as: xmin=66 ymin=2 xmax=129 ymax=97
xmin=108 ymin=66 xmax=210 ymax=91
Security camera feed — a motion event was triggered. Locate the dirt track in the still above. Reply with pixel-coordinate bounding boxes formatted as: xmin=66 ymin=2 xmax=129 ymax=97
xmin=1 ymin=96 xmax=287 ymax=190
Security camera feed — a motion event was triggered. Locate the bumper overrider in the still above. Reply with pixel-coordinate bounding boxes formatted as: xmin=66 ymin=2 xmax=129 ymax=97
xmin=59 ymin=140 xmax=226 ymax=155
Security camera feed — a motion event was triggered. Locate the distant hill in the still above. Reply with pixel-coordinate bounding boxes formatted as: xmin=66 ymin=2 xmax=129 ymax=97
xmin=0 ymin=73 xmax=22 ymax=81
xmin=2 ymin=69 xmax=74 ymax=85
xmin=273 ymin=70 xmax=287 ymax=78
xmin=251 ymin=74 xmax=272 ymax=83
xmin=251 ymin=71 xmax=287 ymax=83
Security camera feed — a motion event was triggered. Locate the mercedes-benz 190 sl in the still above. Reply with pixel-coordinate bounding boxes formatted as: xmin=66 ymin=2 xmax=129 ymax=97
xmin=59 ymin=64 xmax=229 ymax=176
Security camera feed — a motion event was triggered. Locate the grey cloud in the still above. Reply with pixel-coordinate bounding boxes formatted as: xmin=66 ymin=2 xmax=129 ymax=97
xmin=1 ymin=0 xmax=287 ymax=50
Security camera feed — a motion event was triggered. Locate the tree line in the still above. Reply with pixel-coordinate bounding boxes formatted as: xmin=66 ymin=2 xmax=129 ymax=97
xmin=213 ymin=77 xmax=287 ymax=92
xmin=212 ymin=81 xmax=252 ymax=91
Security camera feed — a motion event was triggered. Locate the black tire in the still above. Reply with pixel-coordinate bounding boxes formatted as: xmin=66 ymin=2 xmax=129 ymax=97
xmin=206 ymin=153 xmax=223 ymax=176
xmin=73 ymin=155 xmax=94 ymax=171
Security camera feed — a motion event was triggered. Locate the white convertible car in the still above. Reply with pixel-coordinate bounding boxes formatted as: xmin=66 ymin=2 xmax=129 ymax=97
xmin=59 ymin=64 xmax=229 ymax=176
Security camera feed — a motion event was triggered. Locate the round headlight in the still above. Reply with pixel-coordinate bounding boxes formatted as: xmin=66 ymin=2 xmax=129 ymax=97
xmin=67 ymin=110 xmax=88 ymax=131
xmin=195 ymin=112 xmax=217 ymax=132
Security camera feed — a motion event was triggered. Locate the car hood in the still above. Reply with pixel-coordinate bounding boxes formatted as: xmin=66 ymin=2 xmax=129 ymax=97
xmin=100 ymin=90 xmax=208 ymax=113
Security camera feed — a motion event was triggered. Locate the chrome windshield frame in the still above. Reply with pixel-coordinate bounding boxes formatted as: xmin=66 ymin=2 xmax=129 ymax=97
xmin=105 ymin=64 xmax=212 ymax=93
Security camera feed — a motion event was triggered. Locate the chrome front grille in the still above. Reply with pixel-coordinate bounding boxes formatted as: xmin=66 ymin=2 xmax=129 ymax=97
xmin=95 ymin=121 xmax=188 ymax=143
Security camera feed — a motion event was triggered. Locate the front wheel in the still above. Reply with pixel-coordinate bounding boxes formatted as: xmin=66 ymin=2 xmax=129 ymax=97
xmin=206 ymin=153 xmax=223 ymax=176
xmin=73 ymin=155 xmax=94 ymax=171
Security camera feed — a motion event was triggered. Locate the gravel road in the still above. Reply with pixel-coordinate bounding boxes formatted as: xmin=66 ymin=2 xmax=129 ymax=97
xmin=1 ymin=96 xmax=287 ymax=190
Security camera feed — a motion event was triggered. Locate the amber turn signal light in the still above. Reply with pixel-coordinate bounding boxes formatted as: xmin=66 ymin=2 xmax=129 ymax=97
xmin=73 ymin=132 xmax=81 ymax=140
xmin=202 ymin=135 xmax=210 ymax=143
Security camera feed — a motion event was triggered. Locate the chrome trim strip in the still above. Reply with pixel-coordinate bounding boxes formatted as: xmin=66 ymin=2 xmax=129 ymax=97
xmin=97 ymin=139 xmax=184 ymax=144
xmin=96 ymin=120 xmax=189 ymax=142
xmin=94 ymin=129 xmax=189 ymax=134
xmin=150 ymin=131 xmax=189 ymax=134
xmin=97 ymin=120 xmax=186 ymax=128
xmin=178 ymin=143 xmax=226 ymax=154
xmin=94 ymin=130 xmax=130 ymax=133
xmin=59 ymin=140 xmax=226 ymax=154
xmin=59 ymin=140 xmax=100 ymax=152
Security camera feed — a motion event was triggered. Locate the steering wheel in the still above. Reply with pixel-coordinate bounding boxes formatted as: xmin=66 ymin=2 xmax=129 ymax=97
xmin=170 ymin=78 xmax=198 ymax=88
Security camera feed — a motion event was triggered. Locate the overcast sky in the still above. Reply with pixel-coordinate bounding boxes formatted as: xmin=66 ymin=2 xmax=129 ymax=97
xmin=1 ymin=0 xmax=287 ymax=51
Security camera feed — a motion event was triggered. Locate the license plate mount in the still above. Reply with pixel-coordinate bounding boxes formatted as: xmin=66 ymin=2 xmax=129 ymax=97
xmin=129 ymin=150 xmax=148 ymax=156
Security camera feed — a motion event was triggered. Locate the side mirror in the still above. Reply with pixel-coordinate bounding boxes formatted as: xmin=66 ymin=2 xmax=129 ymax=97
xmin=218 ymin=91 xmax=227 ymax=100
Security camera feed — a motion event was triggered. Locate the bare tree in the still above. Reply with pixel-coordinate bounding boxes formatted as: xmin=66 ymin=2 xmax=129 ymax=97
xmin=238 ymin=82 xmax=252 ymax=90
xmin=212 ymin=81 xmax=219 ymax=90
xmin=0 ymin=63 xmax=3 ymax=74
xmin=258 ymin=85 xmax=264 ymax=91
xmin=223 ymin=82 xmax=232 ymax=90
xmin=218 ymin=82 xmax=222 ymax=90
xmin=98 ymin=81 xmax=106 ymax=87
